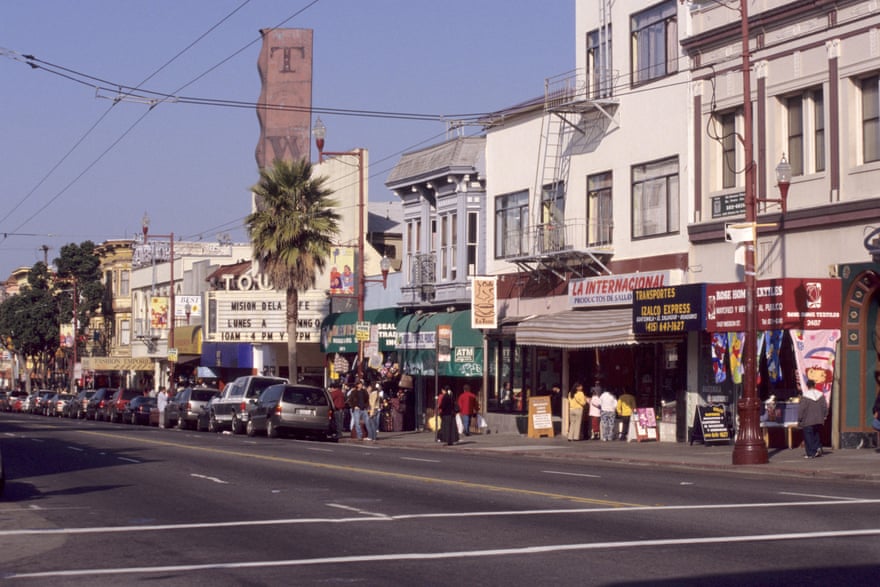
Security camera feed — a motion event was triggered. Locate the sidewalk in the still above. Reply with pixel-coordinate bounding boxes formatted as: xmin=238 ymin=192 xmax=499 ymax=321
xmin=345 ymin=429 xmax=880 ymax=482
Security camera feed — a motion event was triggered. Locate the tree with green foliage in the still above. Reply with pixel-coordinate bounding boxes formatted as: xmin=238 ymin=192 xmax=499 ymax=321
xmin=53 ymin=241 xmax=105 ymax=388
xmin=0 ymin=262 xmax=60 ymax=392
xmin=246 ymin=158 xmax=340 ymax=381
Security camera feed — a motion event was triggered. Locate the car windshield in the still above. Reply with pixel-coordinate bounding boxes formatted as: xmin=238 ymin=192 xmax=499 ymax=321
xmin=191 ymin=389 xmax=219 ymax=401
xmin=248 ymin=379 xmax=283 ymax=397
xmin=282 ymin=388 xmax=327 ymax=406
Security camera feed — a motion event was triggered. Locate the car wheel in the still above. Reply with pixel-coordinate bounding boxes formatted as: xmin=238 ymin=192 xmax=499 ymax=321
xmin=267 ymin=419 xmax=278 ymax=439
xmin=246 ymin=420 xmax=256 ymax=437
xmin=209 ymin=415 xmax=219 ymax=433
xmin=231 ymin=415 xmax=242 ymax=435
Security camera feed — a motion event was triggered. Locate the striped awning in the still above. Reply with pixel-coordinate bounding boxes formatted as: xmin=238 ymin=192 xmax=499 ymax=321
xmin=516 ymin=308 xmax=637 ymax=349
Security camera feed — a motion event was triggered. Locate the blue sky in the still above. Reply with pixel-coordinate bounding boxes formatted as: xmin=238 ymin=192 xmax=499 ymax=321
xmin=0 ymin=0 xmax=573 ymax=278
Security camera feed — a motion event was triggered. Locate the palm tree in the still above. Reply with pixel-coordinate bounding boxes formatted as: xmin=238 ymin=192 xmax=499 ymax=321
xmin=246 ymin=158 xmax=341 ymax=382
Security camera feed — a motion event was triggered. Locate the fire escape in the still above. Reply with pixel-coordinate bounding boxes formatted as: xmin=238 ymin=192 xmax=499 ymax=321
xmin=510 ymin=0 xmax=619 ymax=281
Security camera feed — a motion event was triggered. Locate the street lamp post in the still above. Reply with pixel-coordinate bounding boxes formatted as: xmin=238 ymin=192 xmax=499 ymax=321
xmin=142 ymin=213 xmax=177 ymax=393
xmin=313 ymin=118 xmax=390 ymax=379
xmin=732 ymin=0 xmax=768 ymax=465
xmin=732 ymin=3 xmax=794 ymax=465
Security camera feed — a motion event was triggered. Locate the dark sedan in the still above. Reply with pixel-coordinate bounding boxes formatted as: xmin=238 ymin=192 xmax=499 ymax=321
xmin=122 ymin=396 xmax=156 ymax=425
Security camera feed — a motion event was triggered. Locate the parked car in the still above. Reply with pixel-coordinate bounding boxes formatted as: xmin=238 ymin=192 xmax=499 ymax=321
xmin=168 ymin=387 xmax=221 ymax=431
xmin=3 ymin=391 xmax=27 ymax=412
xmin=105 ymin=389 xmax=142 ymax=423
xmin=31 ymin=390 xmax=55 ymax=415
xmin=65 ymin=389 xmax=95 ymax=419
xmin=122 ymin=395 xmax=156 ymax=425
xmin=208 ymin=376 xmax=287 ymax=434
xmin=47 ymin=393 xmax=75 ymax=417
xmin=86 ymin=388 xmax=117 ymax=421
xmin=18 ymin=393 xmax=38 ymax=413
xmin=246 ymin=383 xmax=337 ymax=441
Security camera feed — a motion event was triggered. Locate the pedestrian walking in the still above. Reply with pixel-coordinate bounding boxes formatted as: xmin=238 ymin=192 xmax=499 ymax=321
xmin=329 ymin=382 xmax=346 ymax=437
xmin=156 ymin=386 xmax=168 ymax=429
xmin=348 ymin=380 xmax=369 ymax=441
xmin=457 ymin=384 xmax=479 ymax=436
xmin=616 ymin=389 xmax=636 ymax=441
xmin=437 ymin=385 xmax=459 ymax=446
xmin=366 ymin=383 xmax=381 ymax=441
xmin=567 ymin=382 xmax=588 ymax=441
xmin=599 ymin=388 xmax=618 ymax=441
xmin=798 ymin=379 xmax=827 ymax=458
xmin=588 ymin=384 xmax=602 ymax=440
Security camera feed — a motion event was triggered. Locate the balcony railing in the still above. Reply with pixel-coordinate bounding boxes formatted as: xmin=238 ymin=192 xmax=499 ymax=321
xmin=504 ymin=219 xmax=613 ymax=260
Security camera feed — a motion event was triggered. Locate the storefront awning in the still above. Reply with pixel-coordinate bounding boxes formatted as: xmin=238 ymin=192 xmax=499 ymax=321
xmin=81 ymin=356 xmax=154 ymax=371
xmin=516 ymin=308 xmax=640 ymax=349
xmin=321 ymin=307 xmax=402 ymax=353
xmin=201 ymin=342 xmax=254 ymax=369
xmin=396 ymin=310 xmax=483 ymax=377
xmin=173 ymin=325 xmax=202 ymax=356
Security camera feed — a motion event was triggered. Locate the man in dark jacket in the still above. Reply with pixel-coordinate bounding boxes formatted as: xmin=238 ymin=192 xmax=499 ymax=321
xmin=348 ymin=380 xmax=369 ymax=440
xmin=797 ymin=379 xmax=827 ymax=458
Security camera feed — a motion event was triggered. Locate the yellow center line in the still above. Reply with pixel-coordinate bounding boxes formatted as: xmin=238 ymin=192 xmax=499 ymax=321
xmin=81 ymin=430 xmax=643 ymax=508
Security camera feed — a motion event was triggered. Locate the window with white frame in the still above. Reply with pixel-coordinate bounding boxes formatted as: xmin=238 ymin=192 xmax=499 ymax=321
xmin=783 ymin=88 xmax=824 ymax=175
xmin=120 ymin=269 xmax=130 ymax=296
xmin=631 ymin=0 xmax=677 ymax=86
xmin=707 ymin=108 xmax=741 ymax=190
xmin=440 ymin=215 xmax=448 ymax=281
xmin=440 ymin=212 xmax=458 ymax=281
xmin=541 ymin=183 xmax=565 ymax=251
xmin=587 ymin=26 xmax=613 ymax=99
xmin=632 ymin=156 xmax=680 ymax=239
xmin=720 ymin=111 xmax=738 ymax=189
xmin=405 ymin=219 xmax=422 ymax=285
xmin=494 ymin=190 xmax=529 ymax=259
xmin=120 ymin=319 xmax=131 ymax=346
xmin=587 ymin=172 xmax=613 ymax=246
xmin=861 ymin=75 xmax=879 ymax=164
xmin=466 ymin=212 xmax=478 ymax=276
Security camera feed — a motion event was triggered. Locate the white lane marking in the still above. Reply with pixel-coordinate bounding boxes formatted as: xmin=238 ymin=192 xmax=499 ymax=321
xmin=326 ymin=503 xmax=389 ymax=518
xmin=67 ymin=446 xmax=84 ymax=451
xmin=30 ymin=438 xmax=45 ymax=443
xmin=481 ymin=445 xmax=563 ymax=452
xmin=117 ymin=457 xmax=140 ymax=464
xmin=306 ymin=447 xmax=333 ymax=453
xmin=190 ymin=473 xmax=229 ymax=485
xmin=400 ymin=457 xmax=441 ymax=463
xmin=10 ymin=528 xmax=880 ymax=579
xmin=543 ymin=470 xmax=600 ymax=479
xmin=779 ymin=491 xmax=862 ymax=501
xmin=3 ymin=498 xmax=879 ymax=537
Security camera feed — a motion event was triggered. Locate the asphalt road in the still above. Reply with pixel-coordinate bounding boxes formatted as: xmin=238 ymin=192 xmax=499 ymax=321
xmin=2 ymin=412 xmax=879 ymax=585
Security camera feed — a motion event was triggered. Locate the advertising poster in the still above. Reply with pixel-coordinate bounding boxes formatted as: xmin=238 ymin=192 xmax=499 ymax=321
xmin=150 ymin=296 xmax=169 ymax=329
xmin=329 ymin=247 xmax=356 ymax=295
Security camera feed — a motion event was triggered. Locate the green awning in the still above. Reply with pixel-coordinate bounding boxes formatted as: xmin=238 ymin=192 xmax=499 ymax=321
xmin=396 ymin=310 xmax=483 ymax=378
xmin=321 ymin=307 xmax=402 ymax=353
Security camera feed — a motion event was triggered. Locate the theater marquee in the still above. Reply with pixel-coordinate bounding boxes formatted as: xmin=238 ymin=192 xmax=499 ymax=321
xmin=205 ymin=290 xmax=328 ymax=343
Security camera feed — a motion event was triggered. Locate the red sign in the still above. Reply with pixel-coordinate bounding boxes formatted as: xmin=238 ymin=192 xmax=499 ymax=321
xmin=705 ymin=278 xmax=841 ymax=331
